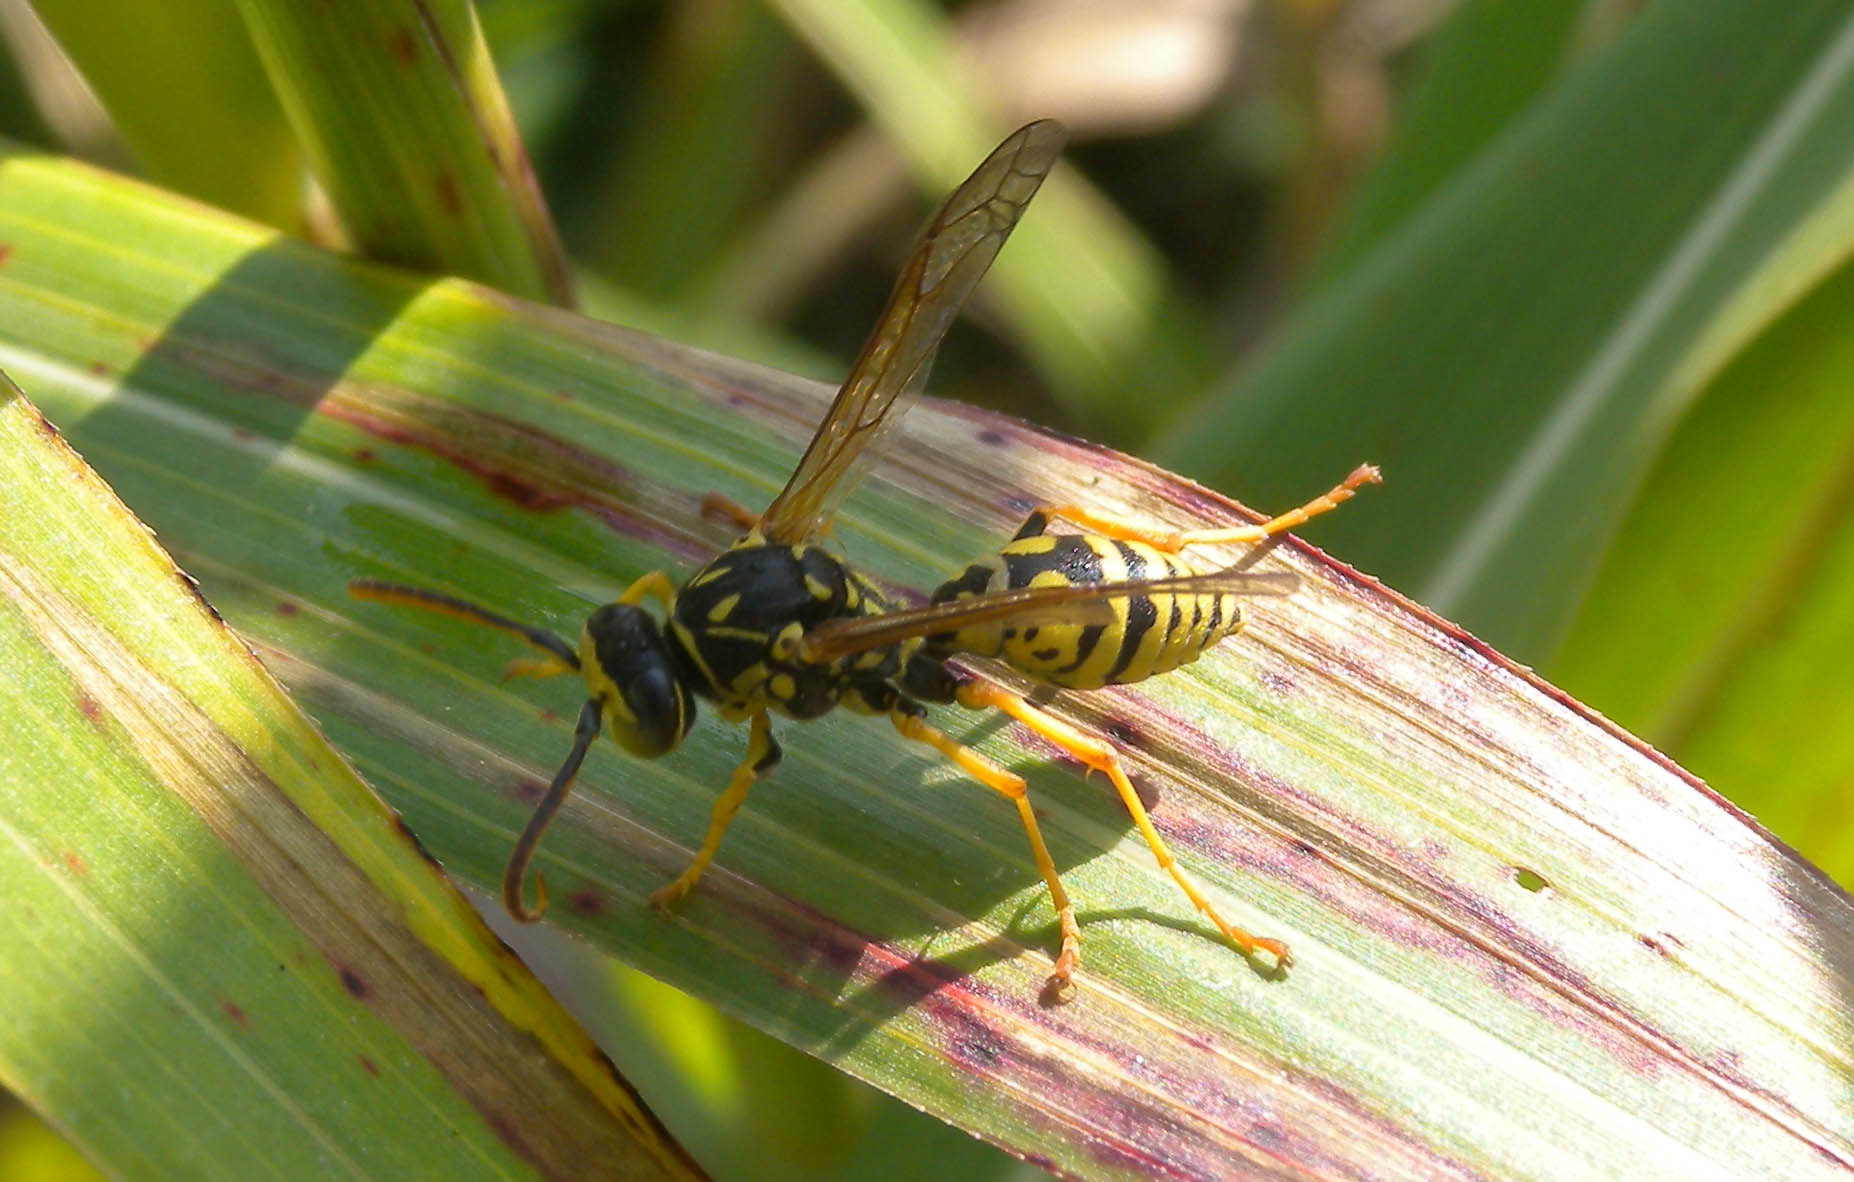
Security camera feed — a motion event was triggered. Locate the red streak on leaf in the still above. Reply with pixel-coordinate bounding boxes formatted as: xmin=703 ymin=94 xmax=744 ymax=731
xmin=388 ymin=26 xmax=417 ymax=64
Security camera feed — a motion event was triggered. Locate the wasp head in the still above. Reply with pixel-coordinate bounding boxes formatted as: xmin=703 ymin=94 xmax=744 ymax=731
xmin=579 ymin=603 xmax=696 ymax=759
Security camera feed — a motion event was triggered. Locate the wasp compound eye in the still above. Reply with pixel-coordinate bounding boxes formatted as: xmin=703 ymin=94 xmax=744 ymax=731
xmin=582 ymin=603 xmax=695 ymax=759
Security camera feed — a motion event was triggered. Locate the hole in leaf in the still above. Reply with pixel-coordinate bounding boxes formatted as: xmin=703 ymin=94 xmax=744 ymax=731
xmin=1515 ymin=867 xmax=1549 ymax=893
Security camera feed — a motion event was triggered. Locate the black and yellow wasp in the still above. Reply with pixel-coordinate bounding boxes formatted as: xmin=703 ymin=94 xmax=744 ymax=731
xmin=352 ymin=121 xmax=1376 ymax=994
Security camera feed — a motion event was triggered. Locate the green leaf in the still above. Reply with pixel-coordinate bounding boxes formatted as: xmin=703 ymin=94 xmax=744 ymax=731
xmin=29 ymin=0 xmax=302 ymax=225
xmin=1156 ymin=1 xmax=1854 ymax=661
xmin=1310 ymin=0 xmax=1588 ymax=285
xmin=234 ymin=0 xmax=573 ymax=303
xmin=1551 ymin=250 xmax=1854 ymax=883
xmin=3 ymin=145 xmax=1851 ymax=1177
xmin=0 ymin=371 xmax=698 ymax=1178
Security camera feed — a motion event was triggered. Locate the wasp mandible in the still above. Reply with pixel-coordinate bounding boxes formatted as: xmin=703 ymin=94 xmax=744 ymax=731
xmin=352 ymin=121 xmax=1377 ymax=995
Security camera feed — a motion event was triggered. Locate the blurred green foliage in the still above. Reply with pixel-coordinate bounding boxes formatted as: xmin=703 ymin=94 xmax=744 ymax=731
xmin=5 ymin=0 xmax=1854 ymax=1175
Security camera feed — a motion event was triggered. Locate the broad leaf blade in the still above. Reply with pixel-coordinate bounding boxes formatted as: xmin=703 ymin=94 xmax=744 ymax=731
xmin=1310 ymin=0 xmax=1587 ymax=285
xmin=2 ymin=147 xmax=1852 ymax=1177
xmin=0 ymin=373 xmax=697 ymax=1178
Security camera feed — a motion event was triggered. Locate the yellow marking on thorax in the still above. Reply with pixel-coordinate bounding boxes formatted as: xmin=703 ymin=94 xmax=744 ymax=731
xmin=707 ymin=592 xmax=741 ymax=623
xmin=670 ymin=617 xmax=726 ymax=695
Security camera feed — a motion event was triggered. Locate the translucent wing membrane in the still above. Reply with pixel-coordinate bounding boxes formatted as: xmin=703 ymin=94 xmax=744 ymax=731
xmin=756 ymin=120 xmax=1067 ymax=544
xmin=799 ymin=569 xmax=1300 ymax=662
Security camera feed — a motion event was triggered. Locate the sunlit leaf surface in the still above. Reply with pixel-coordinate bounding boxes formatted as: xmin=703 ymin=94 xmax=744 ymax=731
xmin=0 ymin=372 xmax=697 ymax=1179
xmin=2 ymin=147 xmax=1851 ymax=1178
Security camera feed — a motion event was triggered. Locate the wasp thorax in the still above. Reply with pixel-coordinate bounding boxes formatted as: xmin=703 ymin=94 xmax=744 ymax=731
xmin=581 ymin=603 xmax=696 ymax=759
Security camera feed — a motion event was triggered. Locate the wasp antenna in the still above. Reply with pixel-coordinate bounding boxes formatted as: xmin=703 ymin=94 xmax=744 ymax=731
xmin=348 ymin=579 xmax=580 ymax=670
xmin=503 ymin=698 xmax=603 ymax=922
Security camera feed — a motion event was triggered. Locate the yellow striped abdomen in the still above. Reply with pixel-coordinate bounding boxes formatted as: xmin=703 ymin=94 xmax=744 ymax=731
xmin=928 ymin=533 xmax=1244 ymax=691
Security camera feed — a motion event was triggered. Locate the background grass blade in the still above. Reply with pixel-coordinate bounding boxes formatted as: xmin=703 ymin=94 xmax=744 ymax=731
xmin=1310 ymin=0 xmax=1587 ymax=285
xmin=1156 ymin=0 xmax=1854 ymax=661
xmin=3 ymin=145 xmax=1851 ymax=1178
xmin=233 ymin=0 xmax=573 ymax=303
xmin=0 ymin=371 xmax=698 ymax=1179
xmin=27 ymin=0 xmax=301 ymax=226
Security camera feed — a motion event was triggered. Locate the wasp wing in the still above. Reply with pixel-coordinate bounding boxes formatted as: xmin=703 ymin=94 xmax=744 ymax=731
xmin=799 ymin=568 xmax=1300 ymax=663
xmin=756 ymin=120 xmax=1066 ymax=545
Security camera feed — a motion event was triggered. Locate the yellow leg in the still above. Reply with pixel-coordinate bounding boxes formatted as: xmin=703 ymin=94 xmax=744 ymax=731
xmin=892 ymin=709 xmax=1082 ymax=995
xmin=956 ymin=680 xmax=1292 ymax=969
xmin=650 ymin=710 xmax=778 ymax=908
xmin=620 ymin=569 xmax=678 ymax=607
xmin=1040 ymin=463 xmax=1379 ymax=553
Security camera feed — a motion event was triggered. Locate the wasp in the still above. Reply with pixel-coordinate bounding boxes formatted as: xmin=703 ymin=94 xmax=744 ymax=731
xmin=351 ymin=121 xmax=1376 ymax=995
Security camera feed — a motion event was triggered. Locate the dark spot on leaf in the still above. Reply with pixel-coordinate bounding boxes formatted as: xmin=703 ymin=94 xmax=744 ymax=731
xmin=1247 ymin=1121 xmax=1287 ymax=1150
xmin=76 ymin=696 xmax=102 ymax=724
xmin=1292 ymin=839 xmax=1316 ymax=857
xmin=61 ymin=851 xmax=86 ymax=876
xmin=388 ymin=26 xmax=417 ymax=63
xmin=340 ymin=967 xmax=370 ymax=999
xmin=0 ymin=243 xmax=11 ymax=266
xmin=87 ymin=360 xmax=108 ymax=377
xmin=231 ymin=428 xmax=254 ymax=443
xmin=953 ymin=1032 xmax=1004 ymax=1070
xmin=221 ymin=1001 xmax=250 ymax=1027
xmin=1104 ymin=719 xmax=1142 ymax=747
xmin=512 ymin=779 xmax=544 ymax=805
xmin=566 ymin=890 xmax=604 ymax=917
xmin=434 ymin=170 xmax=462 ymax=217
xmin=353 ymin=448 xmax=376 ymax=463
xmin=538 ymin=708 xmax=558 ymax=723
xmin=359 ymin=1056 xmax=380 ymax=1077
xmin=1514 ymin=867 xmax=1548 ymax=893
xmin=1257 ymin=668 xmax=1294 ymax=695
xmin=977 ymin=429 xmax=1006 ymax=446
xmin=276 ymin=600 xmax=298 ymax=616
